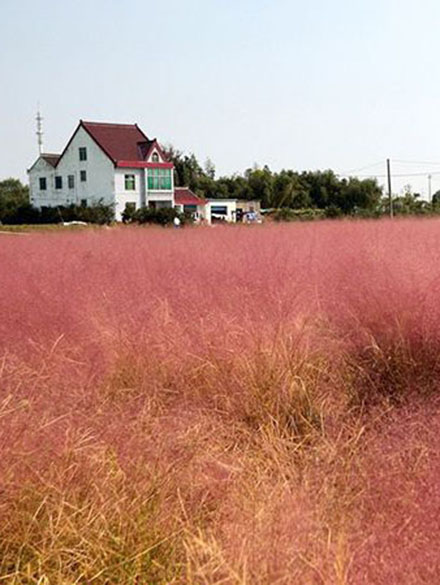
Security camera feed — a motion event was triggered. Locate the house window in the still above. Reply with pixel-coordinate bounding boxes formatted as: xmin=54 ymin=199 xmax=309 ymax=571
xmin=39 ymin=177 xmax=47 ymax=191
xmin=147 ymin=168 xmax=172 ymax=190
xmin=152 ymin=152 xmax=159 ymax=162
xmin=80 ymin=170 xmax=87 ymax=182
xmin=124 ymin=174 xmax=136 ymax=190
xmin=79 ymin=147 xmax=87 ymax=161
xmin=211 ymin=205 xmax=228 ymax=215
xmin=68 ymin=175 xmax=75 ymax=189
xmin=55 ymin=176 xmax=63 ymax=190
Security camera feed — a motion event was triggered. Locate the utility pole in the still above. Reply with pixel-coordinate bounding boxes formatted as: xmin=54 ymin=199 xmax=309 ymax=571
xmin=387 ymin=158 xmax=393 ymax=218
xmin=428 ymin=174 xmax=432 ymax=204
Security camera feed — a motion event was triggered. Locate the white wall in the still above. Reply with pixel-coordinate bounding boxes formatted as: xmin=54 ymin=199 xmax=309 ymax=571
xmin=114 ymin=168 xmax=144 ymax=220
xmin=28 ymin=157 xmax=57 ymax=208
xmin=205 ymin=200 xmax=237 ymax=224
xmin=28 ymin=125 xmax=115 ymax=214
xmin=114 ymin=166 xmax=175 ymax=219
xmin=57 ymin=126 xmax=115 ymax=207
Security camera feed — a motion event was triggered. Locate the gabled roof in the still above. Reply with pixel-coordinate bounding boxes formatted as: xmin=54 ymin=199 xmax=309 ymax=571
xmin=41 ymin=153 xmax=60 ymax=167
xmin=138 ymin=138 xmax=169 ymax=163
xmin=175 ymin=187 xmax=205 ymax=206
xmin=27 ymin=152 xmax=61 ymax=173
xmin=137 ymin=139 xmax=157 ymax=160
xmin=29 ymin=121 xmax=171 ymax=170
xmin=80 ymin=121 xmax=151 ymax=163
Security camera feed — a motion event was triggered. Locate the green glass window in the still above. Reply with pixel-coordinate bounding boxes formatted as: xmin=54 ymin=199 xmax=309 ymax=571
xmin=147 ymin=168 xmax=172 ymax=190
xmin=124 ymin=174 xmax=136 ymax=190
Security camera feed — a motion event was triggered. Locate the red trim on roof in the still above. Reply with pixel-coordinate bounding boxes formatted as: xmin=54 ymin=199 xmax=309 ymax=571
xmin=174 ymin=187 xmax=205 ymax=206
xmin=116 ymin=161 xmax=174 ymax=169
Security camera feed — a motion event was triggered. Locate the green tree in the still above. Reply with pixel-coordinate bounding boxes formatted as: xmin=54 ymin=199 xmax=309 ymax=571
xmin=204 ymin=158 xmax=216 ymax=179
xmin=164 ymin=145 xmax=205 ymax=191
xmin=0 ymin=178 xmax=29 ymax=222
xmin=338 ymin=177 xmax=382 ymax=213
xmin=393 ymin=185 xmax=429 ymax=215
xmin=273 ymin=171 xmax=311 ymax=209
xmin=245 ymin=166 xmax=274 ymax=208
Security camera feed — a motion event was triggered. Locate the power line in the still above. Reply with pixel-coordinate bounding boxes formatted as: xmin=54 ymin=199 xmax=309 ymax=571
xmin=392 ymin=159 xmax=440 ymax=166
xmin=338 ymin=158 xmax=440 ymax=179
xmin=339 ymin=160 xmax=384 ymax=175
xmin=337 ymin=171 xmax=440 ymax=179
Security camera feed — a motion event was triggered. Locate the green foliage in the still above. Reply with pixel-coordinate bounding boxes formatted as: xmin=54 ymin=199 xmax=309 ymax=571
xmin=0 ymin=178 xmax=30 ymax=223
xmin=69 ymin=200 xmax=114 ymax=224
xmin=432 ymin=189 xmax=440 ymax=207
xmin=164 ymin=147 xmax=384 ymax=215
xmin=2 ymin=193 xmax=114 ymax=225
xmin=325 ymin=204 xmax=343 ymax=219
xmin=133 ymin=206 xmax=187 ymax=226
xmin=392 ymin=185 xmax=431 ymax=216
xmin=122 ymin=202 xmax=137 ymax=223
xmin=272 ymin=207 xmax=325 ymax=222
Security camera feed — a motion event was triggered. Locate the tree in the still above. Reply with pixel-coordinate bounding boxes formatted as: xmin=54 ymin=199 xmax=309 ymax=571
xmin=0 ymin=178 xmax=29 ymax=222
xmin=338 ymin=177 xmax=382 ymax=213
xmin=204 ymin=158 xmax=216 ymax=179
xmin=163 ymin=145 xmax=205 ymax=190
xmin=272 ymin=171 xmax=311 ymax=209
xmin=245 ymin=166 xmax=274 ymax=208
xmin=300 ymin=170 xmax=341 ymax=210
xmin=432 ymin=190 xmax=440 ymax=208
xmin=392 ymin=185 xmax=429 ymax=215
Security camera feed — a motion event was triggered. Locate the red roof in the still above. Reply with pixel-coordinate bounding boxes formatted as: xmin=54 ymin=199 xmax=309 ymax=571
xmin=81 ymin=121 xmax=153 ymax=163
xmin=41 ymin=153 xmax=60 ymax=167
xmin=116 ymin=161 xmax=173 ymax=169
xmin=34 ymin=121 xmax=171 ymax=169
xmin=174 ymin=187 xmax=205 ymax=206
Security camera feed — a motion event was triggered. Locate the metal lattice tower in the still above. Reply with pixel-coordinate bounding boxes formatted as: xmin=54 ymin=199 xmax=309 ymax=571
xmin=36 ymin=108 xmax=43 ymax=154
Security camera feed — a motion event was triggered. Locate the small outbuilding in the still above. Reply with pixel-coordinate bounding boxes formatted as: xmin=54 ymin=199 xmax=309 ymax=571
xmin=174 ymin=187 xmax=205 ymax=222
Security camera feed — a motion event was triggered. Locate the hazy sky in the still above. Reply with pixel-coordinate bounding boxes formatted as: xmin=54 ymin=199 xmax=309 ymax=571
xmin=2 ymin=0 xmax=440 ymax=197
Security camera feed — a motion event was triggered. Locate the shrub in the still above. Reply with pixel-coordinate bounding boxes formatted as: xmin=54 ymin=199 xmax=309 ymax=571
xmin=2 ymin=200 xmax=114 ymax=225
xmin=133 ymin=206 xmax=186 ymax=226
xmin=272 ymin=207 xmax=325 ymax=222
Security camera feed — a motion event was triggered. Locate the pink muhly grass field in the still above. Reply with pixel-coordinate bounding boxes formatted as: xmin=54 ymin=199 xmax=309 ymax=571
xmin=1 ymin=219 xmax=440 ymax=584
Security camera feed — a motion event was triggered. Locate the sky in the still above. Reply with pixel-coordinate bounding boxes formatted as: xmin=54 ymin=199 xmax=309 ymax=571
xmin=2 ymin=0 xmax=440 ymax=198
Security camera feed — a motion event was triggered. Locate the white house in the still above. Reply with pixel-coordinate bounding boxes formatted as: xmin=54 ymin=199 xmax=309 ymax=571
xmin=203 ymin=199 xmax=261 ymax=224
xmin=28 ymin=120 xmax=174 ymax=221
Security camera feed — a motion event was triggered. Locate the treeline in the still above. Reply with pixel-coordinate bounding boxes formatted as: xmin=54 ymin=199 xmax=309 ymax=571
xmin=2 ymin=156 xmax=440 ymax=226
xmin=166 ymin=146 xmax=383 ymax=214
xmin=166 ymin=146 xmax=440 ymax=217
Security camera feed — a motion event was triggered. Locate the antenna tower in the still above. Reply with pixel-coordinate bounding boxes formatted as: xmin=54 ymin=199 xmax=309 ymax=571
xmin=36 ymin=108 xmax=43 ymax=154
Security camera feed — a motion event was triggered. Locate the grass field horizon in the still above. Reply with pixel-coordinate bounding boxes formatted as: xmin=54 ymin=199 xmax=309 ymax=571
xmin=2 ymin=219 xmax=440 ymax=584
